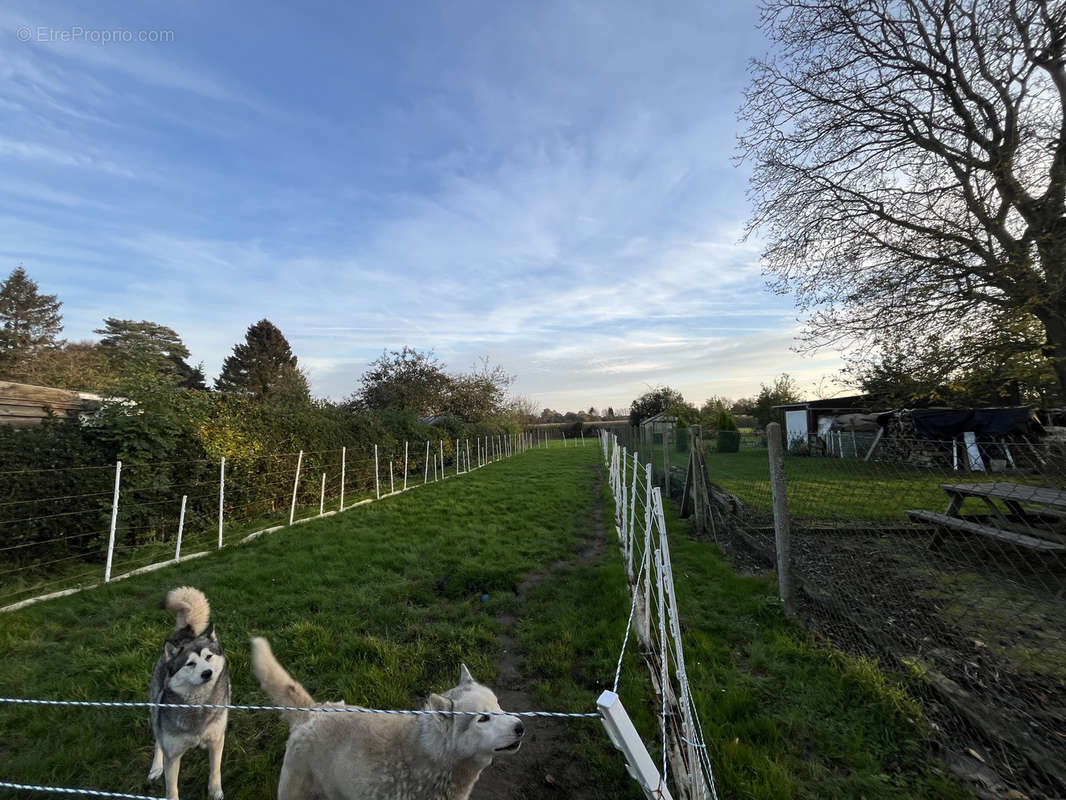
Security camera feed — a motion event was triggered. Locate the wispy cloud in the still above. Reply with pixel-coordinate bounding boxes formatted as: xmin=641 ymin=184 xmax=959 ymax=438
xmin=0 ymin=0 xmax=836 ymax=410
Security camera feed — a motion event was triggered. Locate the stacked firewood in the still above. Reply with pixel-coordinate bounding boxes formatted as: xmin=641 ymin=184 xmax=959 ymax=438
xmin=871 ymin=410 xmax=954 ymax=467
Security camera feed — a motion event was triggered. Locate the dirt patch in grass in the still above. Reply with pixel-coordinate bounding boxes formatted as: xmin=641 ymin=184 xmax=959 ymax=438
xmin=475 ymin=465 xmax=609 ymax=799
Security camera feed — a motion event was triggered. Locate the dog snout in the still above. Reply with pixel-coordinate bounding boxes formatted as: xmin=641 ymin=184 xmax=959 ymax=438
xmin=201 ymin=669 xmax=213 ymax=681
xmin=514 ymin=721 xmax=525 ymax=737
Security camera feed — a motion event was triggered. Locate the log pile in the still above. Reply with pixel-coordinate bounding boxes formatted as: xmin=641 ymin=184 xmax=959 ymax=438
xmin=871 ymin=411 xmax=954 ymax=467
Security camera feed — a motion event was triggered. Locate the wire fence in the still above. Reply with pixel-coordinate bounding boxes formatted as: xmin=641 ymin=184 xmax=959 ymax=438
xmin=0 ymin=433 xmax=694 ymax=800
xmin=602 ymin=431 xmax=720 ymax=800
xmin=650 ymin=422 xmax=1066 ymax=799
xmin=0 ymin=432 xmax=552 ymax=612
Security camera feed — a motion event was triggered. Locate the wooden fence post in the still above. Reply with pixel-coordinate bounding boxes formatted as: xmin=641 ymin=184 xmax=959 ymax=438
xmin=663 ymin=431 xmax=671 ymax=498
xmin=766 ymin=422 xmax=794 ymax=615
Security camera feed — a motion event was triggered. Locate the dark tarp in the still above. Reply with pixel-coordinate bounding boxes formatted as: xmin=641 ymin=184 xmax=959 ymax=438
xmin=910 ymin=408 xmax=1035 ymax=439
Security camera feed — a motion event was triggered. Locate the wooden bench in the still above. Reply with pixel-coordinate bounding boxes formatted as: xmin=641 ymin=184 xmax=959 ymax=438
xmin=906 ymin=509 xmax=1066 ymax=551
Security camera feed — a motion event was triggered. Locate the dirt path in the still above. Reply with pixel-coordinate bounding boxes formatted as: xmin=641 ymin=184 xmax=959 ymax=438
xmin=473 ymin=466 xmax=608 ymax=799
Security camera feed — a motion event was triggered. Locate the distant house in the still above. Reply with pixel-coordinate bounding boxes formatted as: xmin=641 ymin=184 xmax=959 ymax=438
xmin=0 ymin=381 xmax=109 ymax=429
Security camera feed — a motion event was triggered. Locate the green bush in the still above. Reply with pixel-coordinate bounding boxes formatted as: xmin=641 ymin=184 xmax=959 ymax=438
xmin=717 ymin=429 xmax=741 ymax=452
xmin=717 ymin=409 xmax=739 ymax=431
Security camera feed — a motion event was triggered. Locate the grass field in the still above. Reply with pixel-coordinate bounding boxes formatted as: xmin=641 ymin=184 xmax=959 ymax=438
xmin=0 ymin=445 xmax=968 ymax=799
xmin=699 ymin=447 xmax=1066 ymax=522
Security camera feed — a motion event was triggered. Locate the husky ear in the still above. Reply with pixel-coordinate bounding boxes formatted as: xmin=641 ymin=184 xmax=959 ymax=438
xmin=203 ymin=621 xmax=217 ymax=641
xmin=164 ymin=640 xmax=180 ymax=660
xmin=426 ymin=693 xmax=454 ymax=713
xmin=459 ymin=663 xmax=475 ymax=685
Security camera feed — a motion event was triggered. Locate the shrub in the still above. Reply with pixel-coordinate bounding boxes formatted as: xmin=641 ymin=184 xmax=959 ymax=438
xmin=716 ymin=429 xmax=741 ymax=453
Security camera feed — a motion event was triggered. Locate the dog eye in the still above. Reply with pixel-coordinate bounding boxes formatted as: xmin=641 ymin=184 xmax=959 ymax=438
xmin=185 ymin=662 xmax=195 ymax=668
xmin=477 ymin=714 xmax=491 ymax=723
xmin=204 ymin=654 xmax=212 ymax=661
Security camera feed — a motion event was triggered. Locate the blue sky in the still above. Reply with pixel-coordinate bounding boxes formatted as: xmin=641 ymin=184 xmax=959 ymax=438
xmin=1 ymin=0 xmax=844 ymax=412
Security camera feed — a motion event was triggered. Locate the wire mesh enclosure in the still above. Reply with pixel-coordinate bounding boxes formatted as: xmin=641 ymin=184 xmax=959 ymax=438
xmin=665 ymin=424 xmax=1065 ymax=799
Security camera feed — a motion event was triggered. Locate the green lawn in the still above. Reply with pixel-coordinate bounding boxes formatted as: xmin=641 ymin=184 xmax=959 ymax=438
xmin=700 ymin=447 xmax=1065 ymax=523
xmin=0 ymin=446 xmax=968 ymax=800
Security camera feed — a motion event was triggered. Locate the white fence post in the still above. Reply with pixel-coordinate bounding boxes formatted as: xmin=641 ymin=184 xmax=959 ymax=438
xmin=597 ymin=691 xmax=674 ymax=800
xmin=218 ymin=456 xmax=225 ymax=549
xmin=175 ymin=495 xmax=187 ymax=561
xmin=440 ymin=440 xmax=445 ymax=477
xmin=340 ymin=447 xmax=346 ymax=511
xmin=374 ymin=445 xmax=380 ymax=499
xmin=390 ymin=460 xmax=395 ymax=494
xmin=289 ymin=451 xmax=303 ymax=526
xmin=424 ymin=441 xmax=430 ymax=484
xmin=404 ymin=441 xmax=409 ymax=490
xmin=466 ymin=439 xmax=471 ymax=472
xmin=319 ymin=472 xmax=326 ymax=516
xmin=103 ymin=460 xmax=122 ymax=583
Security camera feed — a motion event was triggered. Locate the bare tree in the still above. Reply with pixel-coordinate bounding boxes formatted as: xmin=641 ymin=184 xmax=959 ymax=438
xmin=739 ymin=0 xmax=1066 ymax=399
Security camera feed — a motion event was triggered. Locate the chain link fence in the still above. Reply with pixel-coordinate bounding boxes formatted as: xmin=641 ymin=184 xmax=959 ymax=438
xmin=619 ymin=422 xmax=1066 ymax=799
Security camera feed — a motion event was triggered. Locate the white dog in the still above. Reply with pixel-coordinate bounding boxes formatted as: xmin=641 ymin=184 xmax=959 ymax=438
xmin=250 ymin=637 xmax=524 ymax=800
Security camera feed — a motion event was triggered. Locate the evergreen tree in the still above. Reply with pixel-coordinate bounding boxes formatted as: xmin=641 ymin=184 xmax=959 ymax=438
xmin=95 ymin=318 xmax=205 ymax=389
xmin=0 ymin=264 xmax=64 ymax=375
xmin=215 ymin=319 xmax=308 ymax=401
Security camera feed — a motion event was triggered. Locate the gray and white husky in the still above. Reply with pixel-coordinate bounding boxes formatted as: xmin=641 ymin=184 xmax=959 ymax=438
xmin=251 ymin=636 xmax=524 ymax=800
xmin=148 ymin=586 xmax=230 ymax=800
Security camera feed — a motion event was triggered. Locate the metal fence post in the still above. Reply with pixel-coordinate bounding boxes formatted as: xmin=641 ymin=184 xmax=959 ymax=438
xmin=175 ymin=495 xmax=187 ymax=561
xmin=218 ymin=456 xmax=225 ymax=549
xmin=766 ymin=422 xmax=794 ymax=614
xmin=104 ymin=460 xmax=122 ymax=583
xmin=289 ymin=450 xmax=304 ymax=526
xmin=340 ymin=447 xmax=346 ymax=511
xmin=374 ymin=445 xmax=380 ymax=498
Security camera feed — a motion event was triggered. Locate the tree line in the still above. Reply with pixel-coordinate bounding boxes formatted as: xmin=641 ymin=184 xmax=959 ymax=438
xmin=0 ymin=264 xmax=525 ymax=471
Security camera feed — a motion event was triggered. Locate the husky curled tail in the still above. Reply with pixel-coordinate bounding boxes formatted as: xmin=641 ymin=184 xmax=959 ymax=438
xmin=250 ymin=637 xmax=317 ymax=726
xmin=164 ymin=586 xmax=211 ymax=636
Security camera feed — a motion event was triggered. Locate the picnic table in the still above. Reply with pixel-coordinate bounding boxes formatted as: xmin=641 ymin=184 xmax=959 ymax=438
xmin=907 ymin=481 xmax=1066 ymax=552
